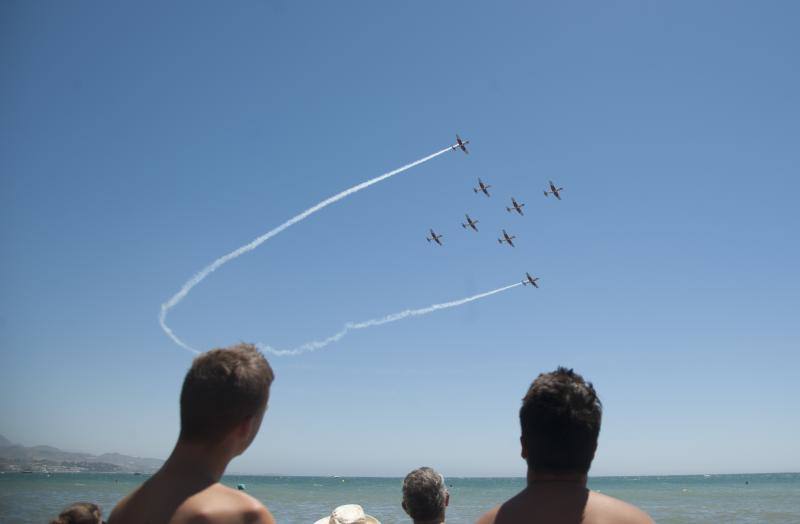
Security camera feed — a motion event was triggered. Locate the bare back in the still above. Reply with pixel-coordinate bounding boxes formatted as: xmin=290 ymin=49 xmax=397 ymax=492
xmin=109 ymin=471 xmax=274 ymax=524
xmin=477 ymin=486 xmax=653 ymax=524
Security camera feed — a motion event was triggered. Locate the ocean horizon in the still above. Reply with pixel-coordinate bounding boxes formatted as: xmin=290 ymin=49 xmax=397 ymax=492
xmin=2 ymin=471 xmax=798 ymax=523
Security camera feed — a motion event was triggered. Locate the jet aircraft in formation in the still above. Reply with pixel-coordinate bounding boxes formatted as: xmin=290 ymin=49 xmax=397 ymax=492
xmin=452 ymin=134 xmax=470 ymax=155
xmin=522 ymin=272 xmax=540 ymax=288
xmin=473 ymin=178 xmax=492 ymax=197
xmin=426 ymin=228 xmax=444 ymax=246
xmin=498 ymin=229 xmax=516 ymax=247
xmin=428 ymin=134 xmax=560 ymax=289
xmin=506 ymin=197 xmax=525 ymax=215
xmin=543 ymin=180 xmax=564 ymax=200
xmin=461 ymin=214 xmax=479 ymax=232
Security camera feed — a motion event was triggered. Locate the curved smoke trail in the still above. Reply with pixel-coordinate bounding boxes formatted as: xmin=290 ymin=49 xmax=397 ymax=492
xmin=160 ymin=145 xmax=455 ymax=354
xmin=259 ymin=282 xmax=523 ymax=356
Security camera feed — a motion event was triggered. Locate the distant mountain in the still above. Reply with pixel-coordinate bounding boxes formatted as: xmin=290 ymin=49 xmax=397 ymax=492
xmin=0 ymin=434 xmax=162 ymax=473
xmin=95 ymin=452 xmax=163 ymax=472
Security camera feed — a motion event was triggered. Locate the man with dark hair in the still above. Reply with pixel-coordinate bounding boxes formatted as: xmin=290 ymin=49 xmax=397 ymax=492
xmin=477 ymin=367 xmax=652 ymax=524
xmin=402 ymin=467 xmax=449 ymax=524
xmin=109 ymin=343 xmax=276 ymax=524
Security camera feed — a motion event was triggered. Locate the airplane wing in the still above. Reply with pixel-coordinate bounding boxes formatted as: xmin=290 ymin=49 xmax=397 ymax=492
xmin=555 ymin=192 xmax=561 ymax=201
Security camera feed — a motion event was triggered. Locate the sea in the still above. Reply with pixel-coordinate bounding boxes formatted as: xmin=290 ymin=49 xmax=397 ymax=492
xmin=1 ymin=473 xmax=798 ymax=523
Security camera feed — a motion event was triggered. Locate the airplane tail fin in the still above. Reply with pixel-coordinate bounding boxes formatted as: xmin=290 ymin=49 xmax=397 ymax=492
xmin=506 ymin=207 xmax=511 ymax=212
xmin=543 ymin=191 xmax=548 ymax=197
xmin=473 ymin=188 xmax=478 ymax=193
xmin=461 ymin=224 xmax=466 ymax=229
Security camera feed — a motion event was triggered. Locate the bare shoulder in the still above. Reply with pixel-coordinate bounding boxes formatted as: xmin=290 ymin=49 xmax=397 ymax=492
xmin=586 ymin=491 xmax=653 ymax=524
xmin=106 ymin=486 xmax=142 ymax=524
xmin=475 ymin=505 xmax=500 ymax=524
xmin=216 ymin=484 xmax=275 ymax=523
xmin=180 ymin=483 xmax=275 ymax=524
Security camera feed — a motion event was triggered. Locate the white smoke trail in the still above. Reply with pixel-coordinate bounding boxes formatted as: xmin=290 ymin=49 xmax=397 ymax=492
xmin=160 ymin=145 xmax=455 ymax=354
xmin=259 ymin=282 xmax=523 ymax=356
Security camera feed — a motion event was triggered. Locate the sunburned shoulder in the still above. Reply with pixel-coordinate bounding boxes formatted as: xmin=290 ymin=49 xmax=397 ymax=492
xmin=584 ymin=491 xmax=654 ymax=524
xmin=177 ymin=484 xmax=275 ymax=524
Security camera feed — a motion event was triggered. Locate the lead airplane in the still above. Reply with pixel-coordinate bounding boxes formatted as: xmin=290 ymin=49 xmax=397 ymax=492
xmin=461 ymin=214 xmax=479 ymax=231
xmin=426 ymin=229 xmax=444 ymax=246
xmin=506 ymin=197 xmax=525 ymax=215
xmin=452 ymin=134 xmax=470 ymax=154
xmin=473 ymin=178 xmax=492 ymax=197
xmin=522 ymin=272 xmax=540 ymax=288
xmin=543 ymin=180 xmax=564 ymax=200
xmin=498 ymin=229 xmax=516 ymax=247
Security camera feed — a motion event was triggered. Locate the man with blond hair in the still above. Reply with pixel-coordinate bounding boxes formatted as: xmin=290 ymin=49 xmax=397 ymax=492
xmin=109 ymin=343 xmax=276 ymax=524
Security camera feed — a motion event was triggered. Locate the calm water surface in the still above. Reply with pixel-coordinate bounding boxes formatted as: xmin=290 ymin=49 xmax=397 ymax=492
xmin=1 ymin=472 xmax=798 ymax=523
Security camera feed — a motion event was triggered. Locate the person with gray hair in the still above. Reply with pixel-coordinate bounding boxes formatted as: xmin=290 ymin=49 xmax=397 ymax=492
xmin=402 ymin=466 xmax=449 ymax=524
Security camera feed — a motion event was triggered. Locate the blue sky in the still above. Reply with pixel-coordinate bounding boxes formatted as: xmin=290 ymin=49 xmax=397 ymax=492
xmin=1 ymin=1 xmax=798 ymax=476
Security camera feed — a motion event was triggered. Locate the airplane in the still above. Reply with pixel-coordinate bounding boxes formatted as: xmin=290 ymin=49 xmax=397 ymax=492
xmin=522 ymin=272 xmax=540 ymax=288
xmin=473 ymin=178 xmax=491 ymax=197
xmin=461 ymin=214 xmax=479 ymax=231
xmin=452 ymin=134 xmax=470 ymax=154
xmin=543 ymin=180 xmax=564 ymax=200
xmin=426 ymin=229 xmax=444 ymax=246
xmin=506 ymin=197 xmax=525 ymax=215
xmin=497 ymin=229 xmax=516 ymax=247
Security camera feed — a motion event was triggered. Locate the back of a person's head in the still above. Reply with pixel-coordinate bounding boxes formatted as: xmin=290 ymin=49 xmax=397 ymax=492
xmin=402 ymin=466 xmax=448 ymax=523
xmin=50 ymin=502 xmax=102 ymax=524
xmin=179 ymin=342 xmax=275 ymax=444
xmin=520 ymin=366 xmax=602 ymax=474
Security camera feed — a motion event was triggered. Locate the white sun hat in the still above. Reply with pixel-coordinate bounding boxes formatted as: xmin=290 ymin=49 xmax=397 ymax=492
xmin=313 ymin=504 xmax=381 ymax=524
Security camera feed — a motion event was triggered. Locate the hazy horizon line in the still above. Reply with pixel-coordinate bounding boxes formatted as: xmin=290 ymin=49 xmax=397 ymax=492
xmin=209 ymin=471 xmax=800 ymax=479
